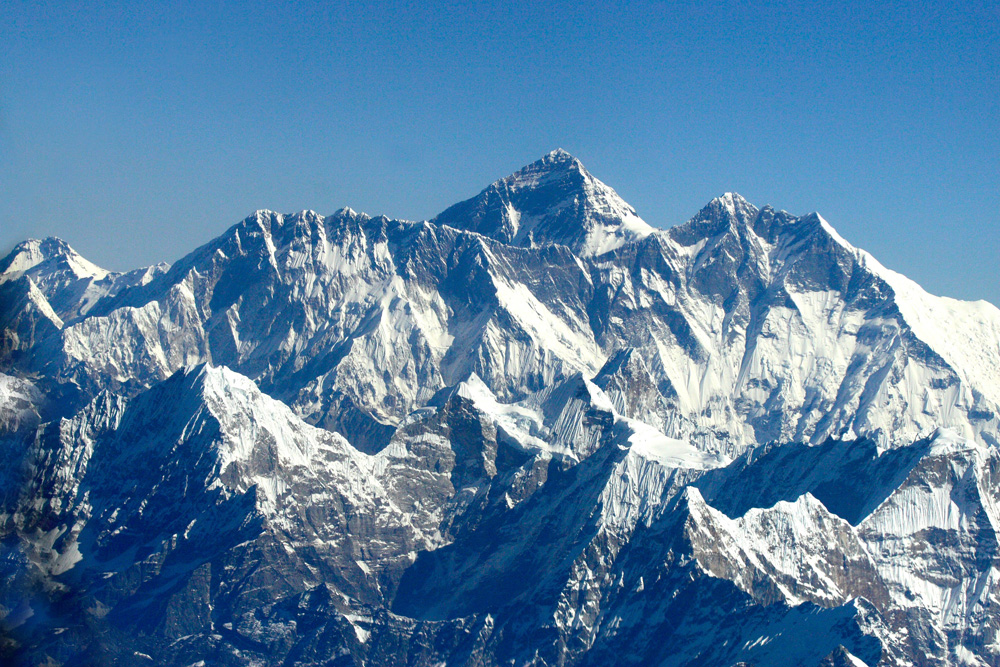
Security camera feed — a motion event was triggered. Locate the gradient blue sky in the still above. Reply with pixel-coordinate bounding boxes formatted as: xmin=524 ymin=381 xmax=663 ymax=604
xmin=2 ymin=1 xmax=998 ymax=304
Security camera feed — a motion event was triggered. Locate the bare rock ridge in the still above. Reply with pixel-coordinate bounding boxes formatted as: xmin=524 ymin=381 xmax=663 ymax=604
xmin=1 ymin=151 xmax=999 ymax=666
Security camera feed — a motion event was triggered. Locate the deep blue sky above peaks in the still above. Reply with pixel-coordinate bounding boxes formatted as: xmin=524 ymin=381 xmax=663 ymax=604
xmin=2 ymin=1 xmax=998 ymax=305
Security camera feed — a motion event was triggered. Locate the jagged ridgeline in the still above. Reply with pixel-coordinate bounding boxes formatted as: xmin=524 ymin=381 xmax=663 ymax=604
xmin=1 ymin=149 xmax=999 ymax=666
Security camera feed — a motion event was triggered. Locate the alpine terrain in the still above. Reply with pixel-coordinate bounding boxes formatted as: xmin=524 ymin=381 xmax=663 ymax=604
xmin=2 ymin=149 xmax=1000 ymax=666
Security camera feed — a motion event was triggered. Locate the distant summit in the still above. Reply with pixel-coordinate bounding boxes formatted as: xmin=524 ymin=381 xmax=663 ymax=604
xmin=0 ymin=236 xmax=168 ymax=322
xmin=434 ymin=149 xmax=654 ymax=256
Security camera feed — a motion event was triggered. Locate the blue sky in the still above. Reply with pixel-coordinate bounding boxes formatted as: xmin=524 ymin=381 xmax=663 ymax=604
xmin=2 ymin=1 xmax=998 ymax=305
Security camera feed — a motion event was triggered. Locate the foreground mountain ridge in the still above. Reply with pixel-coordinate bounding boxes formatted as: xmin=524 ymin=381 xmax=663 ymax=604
xmin=1 ymin=151 xmax=999 ymax=666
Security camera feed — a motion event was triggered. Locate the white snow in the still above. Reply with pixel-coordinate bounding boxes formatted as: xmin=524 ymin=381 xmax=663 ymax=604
xmin=0 ymin=238 xmax=109 ymax=283
xmin=857 ymin=246 xmax=1000 ymax=408
xmin=623 ymin=418 xmax=728 ymax=470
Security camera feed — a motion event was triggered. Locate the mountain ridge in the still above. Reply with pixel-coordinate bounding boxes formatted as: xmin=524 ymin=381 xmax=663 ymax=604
xmin=2 ymin=151 xmax=999 ymax=666
xmin=5 ymin=152 xmax=1000 ymax=453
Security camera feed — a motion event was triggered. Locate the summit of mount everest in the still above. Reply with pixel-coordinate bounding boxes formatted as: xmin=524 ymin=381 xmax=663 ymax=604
xmin=2 ymin=151 xmax=1000 ymax=667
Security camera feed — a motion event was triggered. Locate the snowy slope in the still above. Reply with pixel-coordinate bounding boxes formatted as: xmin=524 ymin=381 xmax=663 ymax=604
xmin=856 ymin=245 xmax=1000 ymax=409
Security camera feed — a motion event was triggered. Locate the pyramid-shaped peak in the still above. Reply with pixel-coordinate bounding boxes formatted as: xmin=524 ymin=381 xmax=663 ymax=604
xmin=434 ymin=151 xmax=653 ymax=256
xmin=496 ymin=149 xmax=589 ymax=191
xmin=705 ymin=192 xmax=758 ymax=220
xmin=540 ymin=147 xmax=582 ymax=165
xmin=714 ymin=192 xmax=752 ymax=208
xmin=4 ymin=237 xmax=73 ymax=265
xmin=1 ymin=236 xmax=109 ymax=282
xmin=669 ymin=192 xmax=761 ymax=246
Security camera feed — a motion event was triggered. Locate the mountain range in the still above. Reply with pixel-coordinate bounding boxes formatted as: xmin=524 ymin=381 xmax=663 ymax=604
xmin=2 ymin=149 xmax=999 ymax=666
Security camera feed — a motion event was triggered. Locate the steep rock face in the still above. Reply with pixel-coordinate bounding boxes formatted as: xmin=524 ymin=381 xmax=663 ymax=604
xmin=0 ymin=277 xmax=63 ymax=367
xmin=0 ymin=365 xmax=410 ymax=662
xmin=0 ymin=374 xmax=41 ymax=437
xmin=684 ymin=488 xmax=892 ymax=610
xmin=857 ymin=431 xmax=1000 ymax=664
xmin=2 ymin=151 xmax=1000 ymax=666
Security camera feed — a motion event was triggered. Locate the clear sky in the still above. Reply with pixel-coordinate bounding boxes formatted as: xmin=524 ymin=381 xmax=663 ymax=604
xmin=2 ymin=1 xmax=998 ymax=305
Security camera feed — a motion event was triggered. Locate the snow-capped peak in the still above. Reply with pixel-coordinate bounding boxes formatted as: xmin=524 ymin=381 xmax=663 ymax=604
xmin=433 ymin=150 xmax=653 ymax=257
xmin=708 ymin=191 xmax=758 ymax=222
xmin=782 ymin=211 xmax=1000 ymax=409
xmin=536 ymin=147 xmax=585 ymax=172
xmin=543 ymin=147 xmax=576 ymax=161
xmin=713 ymin=192 xmax=754 ymax=216
xmin=0 ymin=237 xmax=110 ymax=283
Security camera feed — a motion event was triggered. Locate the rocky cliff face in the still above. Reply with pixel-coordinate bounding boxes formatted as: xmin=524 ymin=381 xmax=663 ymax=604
xmin=2 ymin=151 xmax=999 ymax=666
